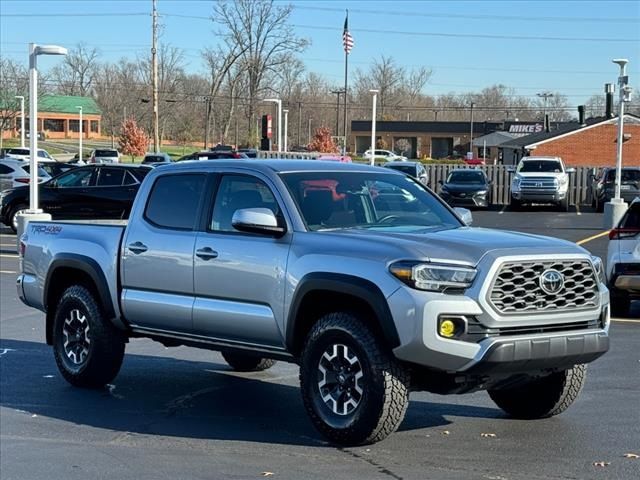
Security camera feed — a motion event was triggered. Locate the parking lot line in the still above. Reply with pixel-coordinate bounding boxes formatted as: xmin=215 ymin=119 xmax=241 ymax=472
xmin=576 ymin=230 xmax=610 ymax=245
xmin=498 ymin=205 xmax=507 ymax=215
xmin=0 ymin=254 xmax=18 ymax=258
xmin=0 ymin=270 xmax=17 ymax=274
xmin=575 ymin=204 xmax=582 ymax=216
xmin=612 ymin=318 xmax=640 ymax=324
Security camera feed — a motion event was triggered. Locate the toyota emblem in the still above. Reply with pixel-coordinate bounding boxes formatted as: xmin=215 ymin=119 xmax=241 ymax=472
xmin=539 ymin=269 xmax=564 ymax=294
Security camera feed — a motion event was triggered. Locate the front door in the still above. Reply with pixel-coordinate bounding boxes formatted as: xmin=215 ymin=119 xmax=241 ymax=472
xmin=121 ymin=172 xmax=208 ymax=334
xmin=193 ymin=173 xmax=291 ymax=348
xmin=45 ymin=167 xmax=96 ymax=219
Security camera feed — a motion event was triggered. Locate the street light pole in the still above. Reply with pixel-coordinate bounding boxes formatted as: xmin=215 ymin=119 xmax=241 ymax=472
xmin=307 ymin=118 xmax=312 ymax=145
xmin=283 ymin=109 xmax=289 ymax=152
xmin=370 ymin=89 xmax=379 ymax=166
xmin=76 ymin=106 xmax=83 ymax=162
xmin=537 ymin=92 xmax=553 ymax=127
xmin=604 ymin=58 xmax=632 ymax=229
xmin=263 ymin=98 xmax=282 ymax=153
xmin=469 ymin=102 xmax=475 ymax=158
xmin=15 ymin=96 xmax=25 ymax=148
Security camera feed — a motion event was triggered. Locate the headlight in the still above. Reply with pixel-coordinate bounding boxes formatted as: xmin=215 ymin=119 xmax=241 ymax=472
xmin=474 ymin=190 xmax=488 ymax=196
xmin=511 ymin=177 xmax=521 ymax=189
xmin=591 ymin=256 xmax=606 ymax=284
xmin=558 ymin=176 xmax=568 ymax=185
xmin=390 ymin=261 xmax=477 ymax=292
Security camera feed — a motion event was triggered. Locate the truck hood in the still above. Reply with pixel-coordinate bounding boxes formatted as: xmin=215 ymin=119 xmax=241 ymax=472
xmin=325 ymin=227 xmax=583 ymax=266
xmin=515 ymin=171 xmax=565 ymax=179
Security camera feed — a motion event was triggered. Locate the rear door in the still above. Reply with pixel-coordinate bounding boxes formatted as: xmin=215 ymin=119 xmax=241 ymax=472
xmin=121 ymin=172 xmax=208 ymax=334
xmin=88 ymin=167 xmax=140 ymax=219
xmin=43 ymin=167 xmax=96 ymax=219
xmin=0 ymin=163 xmax=15 ymax=191
xmin=192 ymin=173 xmax=290 ymax=347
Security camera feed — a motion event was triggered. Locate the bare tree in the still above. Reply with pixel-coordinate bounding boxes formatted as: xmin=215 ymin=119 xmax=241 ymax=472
xmin=212 ymin=0 xmax=309 ymax=132
xmin=50 ymin=43 xmax=100 ymax=96
xmin=0 ymin=59 xmax=29 ymax=148
xmin=585 ymin=94 xmax=606 ymax=118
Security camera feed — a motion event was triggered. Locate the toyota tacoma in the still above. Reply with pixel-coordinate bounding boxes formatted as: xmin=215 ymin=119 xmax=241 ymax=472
xmin=18 ymin=160 xmax=610 ymax=445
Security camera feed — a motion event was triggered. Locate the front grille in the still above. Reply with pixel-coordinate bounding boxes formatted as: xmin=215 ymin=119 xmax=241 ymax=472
xmin=489 ymin=259 xmax=599 ymax=314
xmin=464 ymin=318 xmax=600 ymax=341
xmin=520 ymin=177 xmax=557 ymax=192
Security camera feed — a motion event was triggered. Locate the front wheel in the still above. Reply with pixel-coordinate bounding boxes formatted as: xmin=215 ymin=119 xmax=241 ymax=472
xmin=9 ymin=203 xmax=29 ymax=233
xmin=488 ymin=365 xmax=587 ymax=419
xmin=559 ymin=197 xmax=570 ymax=212
xmin=300 ymin=312 xmax=410 ymax=445
xmin=510 ymin=198 xmax=522 ymax=210
xmin=53 ymin=285 xmax=125 ymax=388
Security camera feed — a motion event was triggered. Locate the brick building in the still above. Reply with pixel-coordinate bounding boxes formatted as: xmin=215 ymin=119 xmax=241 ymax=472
xmin=500 ymin=114 xmax=640 ymax=167
xmin=1 ymin=95 xmax=102 ymax=140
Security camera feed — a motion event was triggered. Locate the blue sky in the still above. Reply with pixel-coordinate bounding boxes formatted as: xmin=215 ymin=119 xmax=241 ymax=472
xmin=1 ymin=0 xmax=639 ymax=104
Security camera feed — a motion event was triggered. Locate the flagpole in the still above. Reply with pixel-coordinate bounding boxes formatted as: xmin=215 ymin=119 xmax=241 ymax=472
xmin=342 ymin=10 xmax=349 ymax=155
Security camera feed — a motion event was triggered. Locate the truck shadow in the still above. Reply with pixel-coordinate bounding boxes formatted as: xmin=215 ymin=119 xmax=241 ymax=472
xmin=0 ymin=339 xmax=502 ymax=447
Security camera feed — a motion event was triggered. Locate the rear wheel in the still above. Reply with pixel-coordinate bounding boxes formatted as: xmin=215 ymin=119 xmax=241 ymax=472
xmin=510 ymin=198 xmax=522 ymax=210
xmin=52 ymin=285 xmax=125 ymax=388
xmin=9 ymin=203 xmax=28 ymax=233
xmin=300 ymin=312 xmax=410 ymax=445
xmin=221 ymin=351 xmax=276 ymax=372
xmin=488 ymin=365 xmax=587 ymax=419
xmin=559 ymin=197 xmax=570 ymax=212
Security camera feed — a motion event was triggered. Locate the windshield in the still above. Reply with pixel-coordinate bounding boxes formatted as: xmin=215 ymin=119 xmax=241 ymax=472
xmin=385 ymin=164 xmax=417 ymax=176
xmin=518 ymin=160 xmax=562 ymax=173
xmin=281 ymin=171 xmax=461 ymax=233
xmin=21 ymin=165 xmax=50 ymax=177
xmin=605 ymin=169 xmax=640 ymax=182
xmin=447 ymin=171 xmax=485 ymax=184
xmin=7 ymin=148 xmax=29 ymax=156
xmin=143 ymin=155 xmax=169 ymax=163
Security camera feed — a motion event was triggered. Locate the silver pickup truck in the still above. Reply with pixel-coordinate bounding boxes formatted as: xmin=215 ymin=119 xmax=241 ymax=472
xmin=18 ymin=160 xmax=610 ymax=445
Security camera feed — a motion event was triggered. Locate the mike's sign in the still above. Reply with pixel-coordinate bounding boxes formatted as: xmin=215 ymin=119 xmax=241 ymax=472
xmin=509 ymin=124 xmax=544 ymax=134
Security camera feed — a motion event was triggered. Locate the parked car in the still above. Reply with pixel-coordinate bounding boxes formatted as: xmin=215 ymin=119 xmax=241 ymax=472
xmin=177 ymin=151 xmax=242 ymax=161
xmin=0 ymin=164 xmax=150 ymax=232
xmin=5 ymin=147 xmax=54 ymax=161
xmin=89 ymin=149 xmax=120 ymax=164
xmin=383 ymin=161 xmax=428 ymax=185
xmin=607 ymin=197 xmax=639 ymax=317
xmin=141 ymin=152 xmax=172 ymax=165
xmin=439 ymin=169 xmax=491 ymax=208
xmin=238 ymin=148 xmax=258 ymax=158
xmin=363 ymin=149 xmax=408 ymax=162
xmin=317 ymin=154 xmax=353 ymax=163
xmin=509 ymin=156 xmax=575 ymax=211
xmin=591 ymin=167 xmax=640 ymax=212
xmin=0 ymin=157 xmax=50 ymax=191
xmin=463 ymin=157 xmax=486 ymax=166
xmin=18 ymin=160 xmax=609 ymax=445
xmin=210 ymin=144 xmax=235 ymax=152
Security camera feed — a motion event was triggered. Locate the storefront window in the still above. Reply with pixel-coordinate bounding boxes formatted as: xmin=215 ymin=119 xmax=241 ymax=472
xmin=90 ymin=120 xmax=99 ymax=133
xmin=43 ymin=118 xmax=64 ymax=132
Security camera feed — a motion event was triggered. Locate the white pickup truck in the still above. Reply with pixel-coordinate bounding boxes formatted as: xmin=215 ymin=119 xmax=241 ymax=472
xmin=510 ymin=156 xmax=575 ymax=211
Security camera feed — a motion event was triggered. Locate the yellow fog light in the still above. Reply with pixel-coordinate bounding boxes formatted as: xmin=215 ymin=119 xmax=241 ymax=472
xmin=439 ymin=319 xmax=456 ymax=338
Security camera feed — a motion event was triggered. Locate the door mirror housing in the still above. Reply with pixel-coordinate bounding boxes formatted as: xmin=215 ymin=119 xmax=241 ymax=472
xmin=232 ymin=208 xmax=286 ymax=237
xmin=506 ymin=166 xmax=516 ymax=173
xmin=565 ymin=167 xmax=576 ymax=173
xmin=454 ymin=207 xmax=473 ymax=226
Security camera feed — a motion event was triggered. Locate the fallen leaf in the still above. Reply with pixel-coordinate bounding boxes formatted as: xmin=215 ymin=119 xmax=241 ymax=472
xmin=623 ymin=453 xmax=639 ymax=459
xmin=481 ymin=433 xmax=497 ymax=438
xmin=442 ymin=430 xmax=450 ymax=435
xmin=593 ymin=461 xmax=610 ymax=467
xmin=261 ymin=473 xmax=274 ymax=477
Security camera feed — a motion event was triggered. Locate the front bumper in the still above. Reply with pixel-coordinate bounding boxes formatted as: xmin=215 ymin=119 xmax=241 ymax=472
xmin=512 ymin=189 xmax=566 ymax=203
xmin=441 ymin=193 xmax=489 ymax=208
xmin=388 ymin=254 xmax=610 ymax=375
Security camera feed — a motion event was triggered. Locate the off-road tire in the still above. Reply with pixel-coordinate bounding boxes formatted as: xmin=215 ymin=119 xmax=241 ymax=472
xmin=52 ymin=285 xmax=125 ymax=388
xmin=488 ymin=365 xmax=587 ymax=419
xmin=300 ymin=312 xmax=410 ymax=445
xmin=510 ymin=198 xmax=522 ymax=211
xmin=221 ymin=351 xmax=277 ymax=371
xmin=9 ymin=203 xmax=28 ymax=233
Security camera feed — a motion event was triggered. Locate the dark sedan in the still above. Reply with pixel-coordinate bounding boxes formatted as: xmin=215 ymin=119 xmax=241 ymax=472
xmin=591 ymin=167 xmax=640 ymax=212
xmin=438 ymin=169 xmax=491 ymax=208
xmin=177 ymin=151 xmax=242 ymax=161
xmin=0 ymin=164 xmax=151 ymax=231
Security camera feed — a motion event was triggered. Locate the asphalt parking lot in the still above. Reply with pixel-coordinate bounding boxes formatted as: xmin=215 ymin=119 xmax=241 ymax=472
xmin=1 ymin=209 xmax=638 ymax=480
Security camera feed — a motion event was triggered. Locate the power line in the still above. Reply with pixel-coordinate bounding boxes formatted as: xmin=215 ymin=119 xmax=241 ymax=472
xmin=292 ymin=5 xmax=640 ymax=24
xmin=1 ymin=12 xmax=149 ymax=17
xmin=291 ymin=24 xmax=637 ymax=43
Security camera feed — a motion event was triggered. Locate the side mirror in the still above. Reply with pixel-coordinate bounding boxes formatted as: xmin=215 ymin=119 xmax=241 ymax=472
xmin=437 ymin=179 xmax=443 ymax=185
xmin=232 ymin=208 xmax=286 ymax=237
xmin=454 ymin=207 xmax=473 ymax=226
xmin=566 ymin=167 xmax=576 ymax=173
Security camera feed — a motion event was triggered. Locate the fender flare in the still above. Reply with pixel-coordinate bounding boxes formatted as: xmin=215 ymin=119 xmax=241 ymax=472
xmin=285 ymin=272 xmax=400 ymax=352
xmin=44 ymin=254 xmax=115 ymax=319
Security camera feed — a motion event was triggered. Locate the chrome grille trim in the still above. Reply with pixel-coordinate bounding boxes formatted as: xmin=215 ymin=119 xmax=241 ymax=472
xmin=488 ymin=259 xmax=599 ymax=315
xmin=519 ymin=176 xmax=558 ymax=192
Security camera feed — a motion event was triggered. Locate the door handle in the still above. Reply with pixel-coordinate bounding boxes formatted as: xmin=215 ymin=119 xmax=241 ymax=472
xmin=196 ymin=247 xmax=218 ymax=260
xmin=128 ymin=241 xmax=148 ymax=254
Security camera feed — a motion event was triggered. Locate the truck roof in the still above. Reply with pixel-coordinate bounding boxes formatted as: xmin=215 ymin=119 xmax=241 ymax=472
xmin=155 ymin=159 xmax=393 ymax=175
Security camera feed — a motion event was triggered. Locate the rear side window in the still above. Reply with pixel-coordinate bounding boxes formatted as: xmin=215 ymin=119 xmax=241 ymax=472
xmin=97 ymin=168 xmax=126 ymax=186
xmin=0 ymin=164 xmax=14 ymax=174
xmin=620 ymin=203 xmax=640 ymax=229
xmin=21 ymin=165 xmax=49 ymax=177
xmin=144 ymin=174 xmax=206 ymax=230
xmin=131 ymin=168 xmax=151 ymax=181
xmin=95 ymin=150 xmax=117 ymax=157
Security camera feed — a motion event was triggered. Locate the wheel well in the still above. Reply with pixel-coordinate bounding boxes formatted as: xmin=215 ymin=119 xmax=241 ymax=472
xmin=45 ymin=267 xmax=100 ymax=345
xmin=289 ymin=290 xmax=387 ymax=357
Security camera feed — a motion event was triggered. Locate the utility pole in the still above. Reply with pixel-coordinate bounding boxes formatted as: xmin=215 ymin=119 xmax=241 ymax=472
xmin=537 ymin=92 xmax=553 ymax=126
xmin=297 ymin=102 xmax=302 ymax=147
xmin=468 ymin=102 xmax=475 ymax=158
xmin=307 ymin=118 xmax=312 ymax=145
xmin=151 ymin=0 xmax=159 ymax=152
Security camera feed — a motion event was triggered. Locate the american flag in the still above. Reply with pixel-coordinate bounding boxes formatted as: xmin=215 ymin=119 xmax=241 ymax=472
xmin=343 ymin=14 xmax=354 ymax=54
